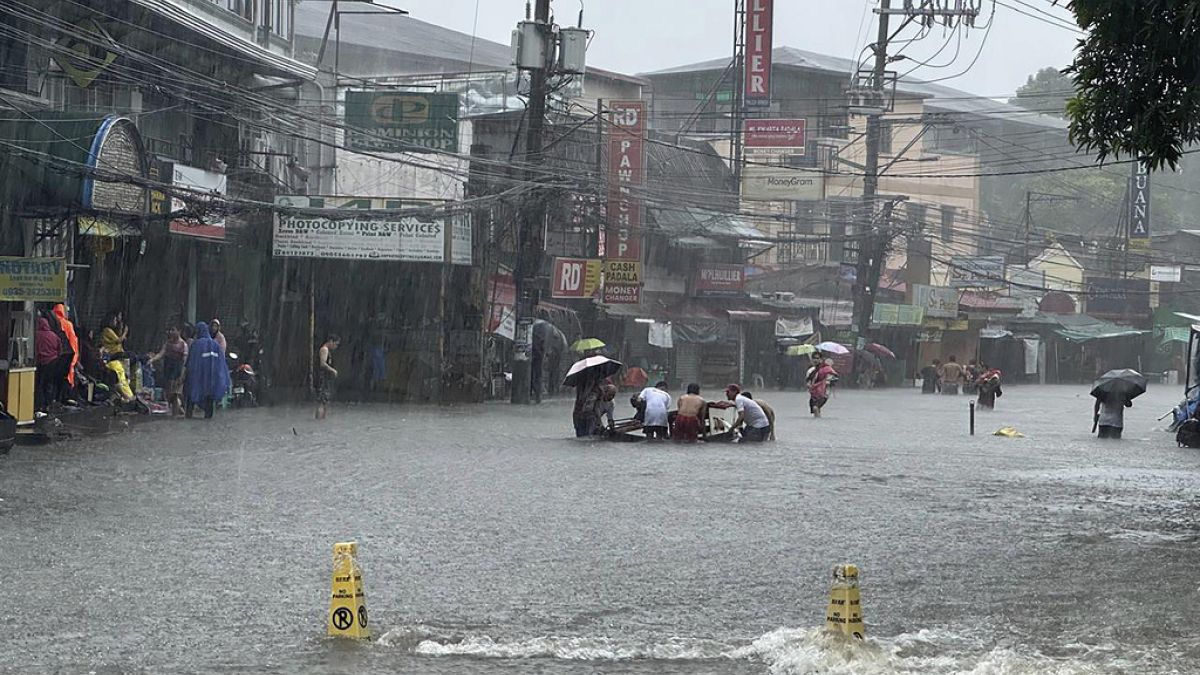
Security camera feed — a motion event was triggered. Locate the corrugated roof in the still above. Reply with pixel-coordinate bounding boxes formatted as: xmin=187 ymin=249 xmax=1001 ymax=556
xmin=643 ymin=46 xmax=1067 ymax=130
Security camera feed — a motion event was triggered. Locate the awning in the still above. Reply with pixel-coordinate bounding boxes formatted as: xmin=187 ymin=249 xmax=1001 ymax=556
xmin=1054 ymin=323 xmax=1146 ymax=343
xmin=1159 ymin=326 xmax=1190 ymax=347
xmin=78 ymin=216 xmax=141 ymax=238
xmin=727 ymin=310 xmax=773 ymax=322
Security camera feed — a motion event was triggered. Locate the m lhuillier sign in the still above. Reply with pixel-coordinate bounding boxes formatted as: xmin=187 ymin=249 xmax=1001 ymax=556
xmin=744 ymin=0 xmax=773 ymax=106
xmin=1129 ymin=160 xmax=1151 ymax=249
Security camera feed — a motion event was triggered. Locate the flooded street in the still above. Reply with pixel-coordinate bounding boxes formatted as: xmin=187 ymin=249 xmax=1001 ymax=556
xmin=3 ymin=384 xmax=1200 ymax=674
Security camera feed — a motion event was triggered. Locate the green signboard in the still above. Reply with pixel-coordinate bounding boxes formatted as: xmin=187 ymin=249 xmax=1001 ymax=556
xmin=344 ymin=91 xmax=460 ymax=154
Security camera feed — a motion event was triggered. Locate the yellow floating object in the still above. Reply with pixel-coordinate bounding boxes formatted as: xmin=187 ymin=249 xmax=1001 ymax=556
xmin=328 ymin=541 xmax=370 ymax=639
xmin=993 ymin=426 xmax=1024 ymax=438
xmin=825 ymin=564 xmax=865 ymax=639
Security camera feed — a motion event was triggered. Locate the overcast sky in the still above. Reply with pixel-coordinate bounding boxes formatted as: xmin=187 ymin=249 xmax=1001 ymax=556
xmin=383 ymin=0 xmax=1079 ymax=97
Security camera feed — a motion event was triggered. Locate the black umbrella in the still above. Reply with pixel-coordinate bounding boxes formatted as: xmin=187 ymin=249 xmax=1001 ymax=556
xmin=1090 ymin=368 xmax=1148 ymax=401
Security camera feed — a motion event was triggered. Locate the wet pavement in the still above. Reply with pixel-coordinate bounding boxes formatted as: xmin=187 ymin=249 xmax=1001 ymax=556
xmin=2 ymin=384 xmax=1199 ymax=674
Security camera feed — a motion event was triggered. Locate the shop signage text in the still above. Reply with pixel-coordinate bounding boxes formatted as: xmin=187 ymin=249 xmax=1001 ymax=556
xmin=1150 ymin=264 xmax=1182 ymax=283
xmin=344 ymin=91 xmax=459 ymax=153
xmin=273 ymin=196 xmax=471 ymax=264
xmin=744 ymin=118 xmax=805 ymax=153
xmin=0 ymin=257 xmax=66 ymax=302
xmin=551 ymin=258 xmax=602 ymax=298
xmin=607 ymin=101 xmax=645 ymax=261
xmin=1129 ymin=160 xmax=1151 ymax=249
xmin=740 ymin=167 xmax=823 ymax=200
xmin=693 ymin=263 xmax=746 ymax=297
xmin=911 ymin=283 xmax=958 ymax=318
xmin=744 ymin=0 xmax=774 ymax=106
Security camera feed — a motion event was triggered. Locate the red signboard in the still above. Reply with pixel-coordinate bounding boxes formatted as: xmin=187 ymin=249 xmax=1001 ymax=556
xmin=603 ymin=283 xmax=641 ymax=305
xmin=607 ymin=100 xmax=645 ymax=261
xmin=693 ymin=264 xmax=746 ymax=297
xmin=551 ymin=257 xmax=601 ymax=299
xmin=486 ymin=271 xmax=516 ymax=339
xmin=744 ymin=118 xmax=805 ymax=151
xmin=744 ymin=0 xmax=774 ymax=106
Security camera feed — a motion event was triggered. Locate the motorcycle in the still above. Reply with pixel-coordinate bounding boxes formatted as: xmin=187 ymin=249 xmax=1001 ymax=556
xmin=227 ymin=351 xmax=259 ymax=408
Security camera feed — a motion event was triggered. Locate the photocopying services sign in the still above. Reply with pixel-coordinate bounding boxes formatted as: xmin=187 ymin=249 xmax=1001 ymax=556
xmin=744 ymin=0 xmax=774 ymax=106
xmin=0 ymin=257 xmax=66 ymax=302
xmin=743 ymin=119 xmax=805 ymax=155
xmin=741 ymin=167 xmax=823 ymax=200
xmin=950 ymin=256 xmax=1005 ymax=288
xmin=693 ymin=263 xmax=746 ymax=297
xmin=911 ymin=284 xmax=958 ymax=319
xmin=603 ymin=260 xmax=642 ymax=305
xmin=344 ymin=91 xmax=460 ymax=153
xmin=607 ymin=101 xmax=645 ymax=261
xmin=273 ymin=196 xmax=471 ymax=265
xmin=551 ymin=258 xmax=602 ymax=298
xmin=1129 ymin=159 xmax=1151 ymax=250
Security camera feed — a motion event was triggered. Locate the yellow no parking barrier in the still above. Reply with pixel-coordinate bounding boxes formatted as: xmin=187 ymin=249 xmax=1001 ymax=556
xmin=328 ymin=541 xmax=370 ymax=639
xmin=825 ymin=564 xmax=865 ymax=639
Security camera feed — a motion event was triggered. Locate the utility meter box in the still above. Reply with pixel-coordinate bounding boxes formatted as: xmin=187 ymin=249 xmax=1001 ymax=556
xmin=557 ymin=27 xmax=588 ymax=75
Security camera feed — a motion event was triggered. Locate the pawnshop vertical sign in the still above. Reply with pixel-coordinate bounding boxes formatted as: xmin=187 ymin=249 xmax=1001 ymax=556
xmin=607 ymin=101 xmax=645 ymax=262
xmin=744 ymin=0 xmax=774 ymax=106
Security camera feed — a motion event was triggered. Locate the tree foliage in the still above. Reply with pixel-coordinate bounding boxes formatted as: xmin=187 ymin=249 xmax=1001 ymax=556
xmin=1009 ymin=67 xmax=1072 ymax=118
xmin=1064 ymin=0 xmax=1200 ymax=170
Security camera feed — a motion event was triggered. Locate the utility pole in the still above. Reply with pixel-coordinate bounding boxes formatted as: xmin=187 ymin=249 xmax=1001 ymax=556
xmin=850 ymin=0 xmax=892 ymax=346
xmin=510 ymin=0 xmax=552 ymax=405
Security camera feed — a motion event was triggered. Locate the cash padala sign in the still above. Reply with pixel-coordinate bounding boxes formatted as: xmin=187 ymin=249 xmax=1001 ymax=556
xmin=0 ymin=257 xmax=67 ymax=301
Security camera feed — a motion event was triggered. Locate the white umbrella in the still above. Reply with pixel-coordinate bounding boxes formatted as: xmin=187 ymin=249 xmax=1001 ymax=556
xmin=816 ymin=341 xmax=850 ymax=355
xmin=562 ymin=355 xmax=623 ymax=387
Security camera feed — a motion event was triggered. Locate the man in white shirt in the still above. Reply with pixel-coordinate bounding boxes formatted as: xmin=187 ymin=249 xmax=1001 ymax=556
xmin=638 ymin=381 xmax=672 ymax=440
xmin=725 ymin=384 xmax=771 ymax=442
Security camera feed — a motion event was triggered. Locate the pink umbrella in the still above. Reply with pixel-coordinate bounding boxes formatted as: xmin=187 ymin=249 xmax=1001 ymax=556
xmin=866 ymin=343 xmax=896 ymax=359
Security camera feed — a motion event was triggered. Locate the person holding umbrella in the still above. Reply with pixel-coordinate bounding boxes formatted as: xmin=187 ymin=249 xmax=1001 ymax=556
xmin=1091 ymin=368 xmax=1147 ymax=439
xmin=563 ymin=355 xmax=622 ymax=437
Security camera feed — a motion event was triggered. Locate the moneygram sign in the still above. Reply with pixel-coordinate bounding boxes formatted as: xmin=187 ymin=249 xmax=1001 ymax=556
xmin=740 ymin=167 xmax=823 ymax=200
xmin=344 ymin=91 xmax=459 ymax=153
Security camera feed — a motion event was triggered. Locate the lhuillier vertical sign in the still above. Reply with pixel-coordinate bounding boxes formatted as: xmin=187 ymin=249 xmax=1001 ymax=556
xmin=745 ymin=0 xmax=774 ymax=106
xmin=1129 ymin=159 xmax=1151 ymax=250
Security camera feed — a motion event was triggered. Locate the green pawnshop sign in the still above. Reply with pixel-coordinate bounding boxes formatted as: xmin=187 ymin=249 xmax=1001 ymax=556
xmin=344 ymin=91 xmax=459 ymax=154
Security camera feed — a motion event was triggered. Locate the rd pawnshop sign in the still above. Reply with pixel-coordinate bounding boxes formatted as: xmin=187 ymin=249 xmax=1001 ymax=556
xmin=344 ymin=91 xmax=459 ymax=153
xmin=607 ymin=101 xmax=645 ymax=261
xmin=273 ymin=196 xmax=471 ymax=264
xmin=551 ymin=258 xmax=601 ymax=298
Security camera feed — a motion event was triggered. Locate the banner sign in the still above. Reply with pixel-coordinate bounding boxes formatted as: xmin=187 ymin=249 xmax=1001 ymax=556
xmin=0 ymin=257 xmax=66 ymax=302
xmin=693 ymin=263 xmax=746 ymax=297
xmin=487 ymin=269 xmax=516 ymax=340
xmin=169 ymin=163 xmax=227 ymax=240
xmin=273 ymin=196 xmax=471 ymax=265
xmin=1085 ymin=277 xmax=1150 ymax=317
xmin=1150 ymin=264 xmax=1182 ymax=283
xmin=871 ymin=302 xmax=925 ymax=326
xmin=744 ymin=118 xmax=805 ymax=154
xmin=740 ymin=167 xmax=823 ymax=200
xmin=1129 ymin=159 xmax=1151 ymax=249
xmin=950 ymin=256 xmax=1005 ymax=288
xmin=911 ymin=284 xmax=958 ymax=318
xmin=603 ymin=260 xmax=642 ymax=304
xmin=607 ymin=101 xmax=645 ymax=261
xmin=344 ymin=91 xmax=460 ymax=153
xmin=551 ymin=257 xmax=602 ymax=298
xmin=744 ymin=0 xmax=774 ymax=106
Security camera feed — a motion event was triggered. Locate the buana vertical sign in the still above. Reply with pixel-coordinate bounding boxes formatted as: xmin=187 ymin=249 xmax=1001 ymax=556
xmin=1129 ymin=159 xmax=1151 ymax=250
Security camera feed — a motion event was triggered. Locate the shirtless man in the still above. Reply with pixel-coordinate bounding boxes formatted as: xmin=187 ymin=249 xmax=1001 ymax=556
xmin=674 ymin=383 xmax=706 ymax=443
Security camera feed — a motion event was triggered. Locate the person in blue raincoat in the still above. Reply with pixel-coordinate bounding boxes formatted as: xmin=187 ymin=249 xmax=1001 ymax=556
xmin=185 ymin=321 xmax=230 ymax=419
